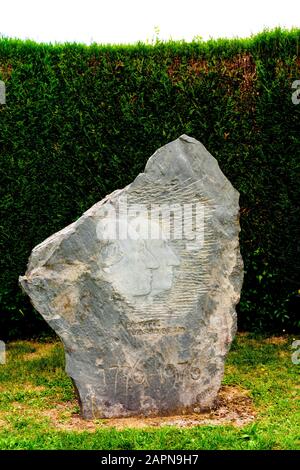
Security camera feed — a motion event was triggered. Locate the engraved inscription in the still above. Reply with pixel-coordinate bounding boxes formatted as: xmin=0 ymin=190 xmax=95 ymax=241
xmin=104 ymin=358 xmax=202 ymax=392
xmin=126 ymin=319 xmax=186 ymax=336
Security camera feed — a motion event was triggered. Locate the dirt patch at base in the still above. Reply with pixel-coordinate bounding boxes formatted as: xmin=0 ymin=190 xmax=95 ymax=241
xmin=42 ymin=385 xmax=256 ymax=431
xmin=0 ymin=419 xmax=7 ymax=429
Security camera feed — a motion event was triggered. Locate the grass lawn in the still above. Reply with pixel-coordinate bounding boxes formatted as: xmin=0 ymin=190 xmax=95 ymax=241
xmin=0 ymin=333 xmax=299 ymax=450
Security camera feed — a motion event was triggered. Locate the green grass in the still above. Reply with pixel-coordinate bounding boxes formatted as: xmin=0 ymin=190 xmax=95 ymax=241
xmin=0 ymin=333 xmax=299 ymax=450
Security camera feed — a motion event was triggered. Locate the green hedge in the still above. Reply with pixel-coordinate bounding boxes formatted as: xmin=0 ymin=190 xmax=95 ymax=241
xmin=1 ymin=29 xmax=300 ymax=339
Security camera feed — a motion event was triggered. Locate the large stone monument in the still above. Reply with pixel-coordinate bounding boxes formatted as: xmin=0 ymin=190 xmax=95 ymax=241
xmin=19 ymin=135 xmax=243 ymax=419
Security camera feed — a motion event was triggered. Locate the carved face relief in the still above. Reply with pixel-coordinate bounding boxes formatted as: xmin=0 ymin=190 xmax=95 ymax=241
xmin=98 ymin=216 xmax=180 ymax=301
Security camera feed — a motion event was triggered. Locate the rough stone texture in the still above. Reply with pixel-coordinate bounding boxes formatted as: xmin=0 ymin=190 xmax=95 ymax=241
xmin=19 ymin=135 xmax=243 ymax=419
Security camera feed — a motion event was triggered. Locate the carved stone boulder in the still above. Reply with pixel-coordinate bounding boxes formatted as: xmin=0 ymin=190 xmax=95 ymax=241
xmin=19 ymin=135 xmax=243 ymax=418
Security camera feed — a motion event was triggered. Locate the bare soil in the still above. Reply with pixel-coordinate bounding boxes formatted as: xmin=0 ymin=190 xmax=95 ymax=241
xmin=41 ymin=385 xmax=256 ymax=431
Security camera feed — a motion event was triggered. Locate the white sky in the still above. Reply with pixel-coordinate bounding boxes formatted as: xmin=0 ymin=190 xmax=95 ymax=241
xmin=0 ymin=0 xmax=299 ymax=45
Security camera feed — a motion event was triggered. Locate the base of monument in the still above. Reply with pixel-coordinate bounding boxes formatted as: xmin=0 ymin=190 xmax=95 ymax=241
xmin=44 ymin=385 xmax=255 ymax=430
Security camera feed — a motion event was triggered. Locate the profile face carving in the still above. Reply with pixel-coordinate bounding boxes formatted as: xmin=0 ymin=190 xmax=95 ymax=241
xmin=97 ymin=216 xmax=180 ymax=300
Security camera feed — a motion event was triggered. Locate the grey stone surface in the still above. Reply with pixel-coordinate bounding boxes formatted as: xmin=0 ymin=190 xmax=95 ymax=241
xmin=19 ymin=135 xmax=243 ymax=419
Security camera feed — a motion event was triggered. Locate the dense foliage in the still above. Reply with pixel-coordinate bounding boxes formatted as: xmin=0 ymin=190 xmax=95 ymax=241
xmin=0 ymin=29 xmax=299 ymax=339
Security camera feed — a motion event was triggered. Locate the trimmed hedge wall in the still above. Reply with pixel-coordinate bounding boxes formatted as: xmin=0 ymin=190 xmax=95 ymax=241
xmin=0 ymin=29 xmax=300 ymax=339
